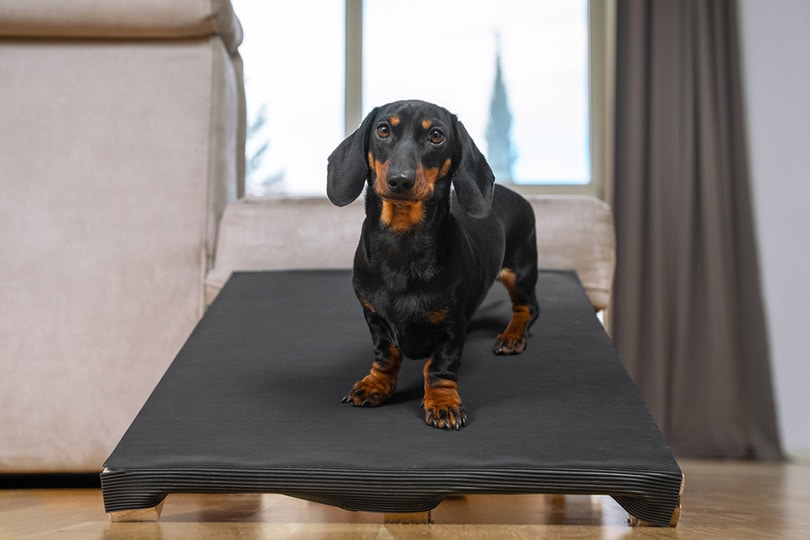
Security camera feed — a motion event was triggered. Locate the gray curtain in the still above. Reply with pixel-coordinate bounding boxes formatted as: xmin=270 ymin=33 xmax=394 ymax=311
xmin=611 ymin=0 xmax=783 ymax=459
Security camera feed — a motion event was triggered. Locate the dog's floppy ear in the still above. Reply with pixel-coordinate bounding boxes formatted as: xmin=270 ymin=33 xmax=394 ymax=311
xmin=451 ymin=119 xmax=495 ymax=218
xmin=326 ymin=107 xmax=379 ymax=206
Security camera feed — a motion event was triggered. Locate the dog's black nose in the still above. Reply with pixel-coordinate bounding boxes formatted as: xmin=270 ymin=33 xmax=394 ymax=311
xmin=387 ymin=174 xmax=414 ymax=194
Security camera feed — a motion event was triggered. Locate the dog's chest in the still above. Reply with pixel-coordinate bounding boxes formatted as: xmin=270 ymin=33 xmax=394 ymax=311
xmin=371 ymin=286 xmax=443 ymax=327
xmin=363 ymin=283 xmax=451 ymax=356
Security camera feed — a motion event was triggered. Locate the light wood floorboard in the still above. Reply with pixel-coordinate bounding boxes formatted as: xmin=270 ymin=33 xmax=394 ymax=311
xmin=1 ymin=460 xmax=808 ymax=539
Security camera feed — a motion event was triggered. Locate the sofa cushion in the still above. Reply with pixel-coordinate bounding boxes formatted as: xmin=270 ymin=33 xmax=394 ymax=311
xmin=206 ymin=194 xmax=615 ymax=311
xmin=205 ymin=198 xmax=364 ymax=304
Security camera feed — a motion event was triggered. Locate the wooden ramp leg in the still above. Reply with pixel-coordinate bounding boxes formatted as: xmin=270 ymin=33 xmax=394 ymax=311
xmin=384 ymin=511 xmax=432 ymax=524
xmin=108 ymin=499 xmax=166 ymax=522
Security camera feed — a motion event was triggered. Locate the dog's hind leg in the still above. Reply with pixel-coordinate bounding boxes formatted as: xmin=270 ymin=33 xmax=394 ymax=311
xmin=493 ymin=266 xmax=539 ymax=355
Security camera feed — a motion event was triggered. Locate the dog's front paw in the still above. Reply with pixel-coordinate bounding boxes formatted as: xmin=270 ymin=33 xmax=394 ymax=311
xmin=492 ymin=334 xmax=527 ymax=355
xmin=422 ymin=385 xmax=467 ymax=430
xmin=342 ymin=375 xmax=395 ymax=407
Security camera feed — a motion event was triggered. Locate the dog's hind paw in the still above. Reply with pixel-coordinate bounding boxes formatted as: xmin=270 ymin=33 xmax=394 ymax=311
xmin=492 ymin=334 xmax=527 ymax=355
xmin=494 ymin=303 xmax=532 ymax=355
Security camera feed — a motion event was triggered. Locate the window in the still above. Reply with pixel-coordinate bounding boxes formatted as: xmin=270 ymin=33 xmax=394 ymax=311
xmin=233 ymin=0 xmax=600 ymax=198
xmin=364 ymin=0 xmax=590 ymax=188
xmin=233 ymin=0 xmax=344 ymax=197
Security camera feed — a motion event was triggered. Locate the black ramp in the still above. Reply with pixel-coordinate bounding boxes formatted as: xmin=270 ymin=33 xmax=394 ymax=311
xmin=102 ymin=270 xmax=683 ymax=526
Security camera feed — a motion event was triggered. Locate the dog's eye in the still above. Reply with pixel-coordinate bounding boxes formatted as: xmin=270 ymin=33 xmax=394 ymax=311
xmin=376 ymin=123 xmax=391 ymax=139
xmin=428 ymin=128 xmax=445 ymax=145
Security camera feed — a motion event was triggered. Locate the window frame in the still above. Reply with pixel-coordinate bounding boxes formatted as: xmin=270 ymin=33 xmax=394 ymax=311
xmin=343 ymin=0 xmax=613 ymax=201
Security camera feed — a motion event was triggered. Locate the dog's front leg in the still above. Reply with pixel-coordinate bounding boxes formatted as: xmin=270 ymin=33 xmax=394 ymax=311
xmin=342 ymin=307 xmax=402 ymax=407
xmin=422 ymin=338 xmax=467 ymax=430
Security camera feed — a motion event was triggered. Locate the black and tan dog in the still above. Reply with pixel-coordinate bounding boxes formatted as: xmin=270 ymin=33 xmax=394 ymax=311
xmin=327 ymin=99 xmax=539 ymax=430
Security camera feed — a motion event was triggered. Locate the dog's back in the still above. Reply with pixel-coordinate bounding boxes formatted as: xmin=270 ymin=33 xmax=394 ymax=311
xmin=449 ymin=184 xmax=538 ymax=320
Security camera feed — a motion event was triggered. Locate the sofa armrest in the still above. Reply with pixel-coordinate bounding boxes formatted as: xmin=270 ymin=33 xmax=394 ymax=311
xmin=528 ymin=195 xmax=615 ymax=312
xmin=0 ymin=1 xmax=245 ymax=472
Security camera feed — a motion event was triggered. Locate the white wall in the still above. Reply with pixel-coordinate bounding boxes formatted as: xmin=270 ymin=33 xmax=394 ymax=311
xmin=739 ymin=0 xmax=810 ymax=457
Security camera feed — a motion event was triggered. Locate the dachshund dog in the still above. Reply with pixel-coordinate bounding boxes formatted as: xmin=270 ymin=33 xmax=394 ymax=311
xmin=327 ymin=100 xmax=539 ymax=430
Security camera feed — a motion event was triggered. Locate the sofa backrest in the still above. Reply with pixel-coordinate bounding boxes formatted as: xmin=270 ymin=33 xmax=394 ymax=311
xmin=206 ymin=194 xmax=615 ymax=311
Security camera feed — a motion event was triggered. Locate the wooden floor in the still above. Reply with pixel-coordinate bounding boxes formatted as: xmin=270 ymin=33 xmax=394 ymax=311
xmin=1 ymin=460 xmax=808 ymax=539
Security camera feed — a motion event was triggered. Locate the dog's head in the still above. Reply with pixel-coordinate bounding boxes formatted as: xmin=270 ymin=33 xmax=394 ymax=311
xmin=327 ymin=100 xmax=495 ymax=219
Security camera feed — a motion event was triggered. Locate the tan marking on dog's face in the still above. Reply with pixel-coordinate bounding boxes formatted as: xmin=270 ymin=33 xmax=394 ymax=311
xmin=439 ymin=158 xmax=452 ymax=178
xmin=390 ymin=115 xmax=401 ymax=127
xmin=380 ymin=200 xmax=425 ymax=233
xmin=421 ymin=119 xmax=433 ymax=130
xmin=374 ymin=157 xmax=452 ymax=232
xmin=411 ymin=157 xmax=451 ymax=201
xmin=411 ymin=164 xmax=438 ymax=199
xmin=371 ymin=148 xmax=426 ymax=232
xmin=369 ymin=152 xmax=391 ymax=196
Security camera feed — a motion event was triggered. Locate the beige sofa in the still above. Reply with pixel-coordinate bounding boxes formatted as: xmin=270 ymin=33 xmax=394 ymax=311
xmin=206 ymin=196 xmax=615 ymax=312
xmin=0 ymin=0 xmax=245 ymax=472
xmin=0 ymin=1 xmax=615 ymax=475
